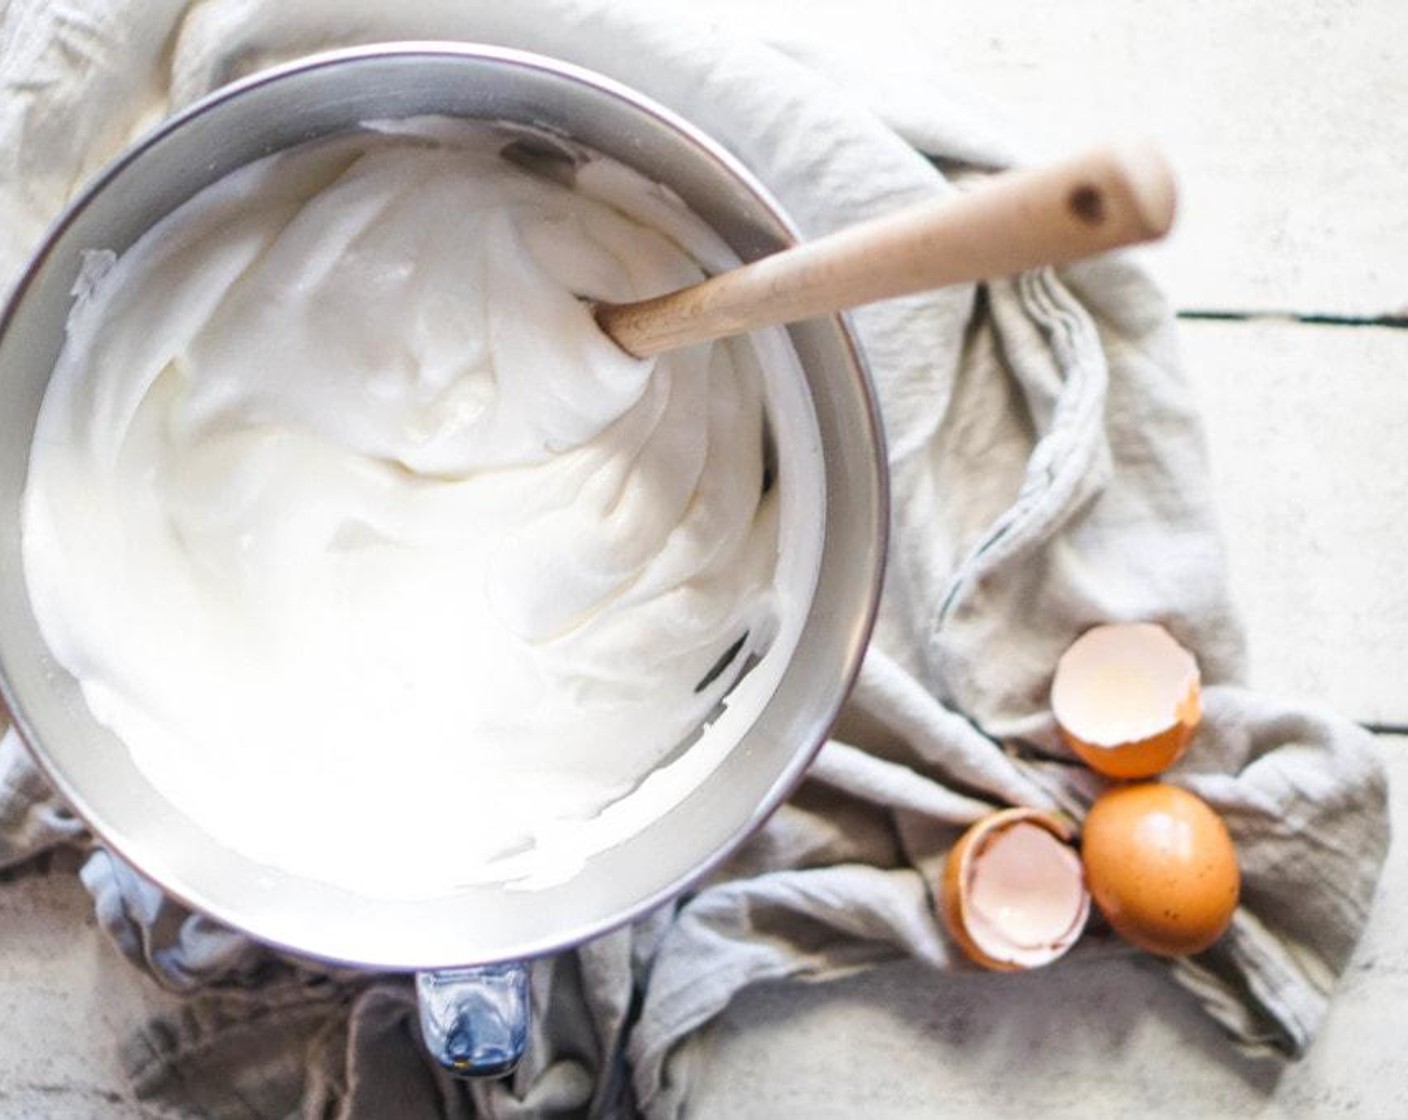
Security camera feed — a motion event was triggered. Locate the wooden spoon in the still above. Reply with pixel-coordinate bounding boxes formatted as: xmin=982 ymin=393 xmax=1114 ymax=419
xmin=594 ymin=143 xmax=1176 ymax=358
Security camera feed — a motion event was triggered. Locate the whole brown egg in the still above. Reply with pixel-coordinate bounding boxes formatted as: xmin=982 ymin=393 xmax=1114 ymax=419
xmin=1081 ymin=782 xmax=1240 ymax=956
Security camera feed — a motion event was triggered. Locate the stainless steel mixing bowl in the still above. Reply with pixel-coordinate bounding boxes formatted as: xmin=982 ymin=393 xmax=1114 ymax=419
xmin=0 ymin=42 xmax=886 ymax=1073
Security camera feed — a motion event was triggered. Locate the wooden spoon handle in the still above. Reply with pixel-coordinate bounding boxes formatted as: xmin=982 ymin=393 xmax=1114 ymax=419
xmin=596 ymin=143 xmax=1176 ymax=358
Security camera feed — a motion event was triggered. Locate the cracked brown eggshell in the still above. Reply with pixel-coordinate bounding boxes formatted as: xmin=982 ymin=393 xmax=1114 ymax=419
xmin=940 ymin=807 xmax=1090 ymax=972
xmin=1052 ymin=622 xmax=1202 ymax=779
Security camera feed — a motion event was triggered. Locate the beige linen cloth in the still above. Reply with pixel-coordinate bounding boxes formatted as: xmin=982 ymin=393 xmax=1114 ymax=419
xmin=0 ymin=1 xmax=1390 ymax=1116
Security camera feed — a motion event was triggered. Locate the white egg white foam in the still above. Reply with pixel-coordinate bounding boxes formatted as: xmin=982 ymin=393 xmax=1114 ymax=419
xmin=22 ymin=119 xmax=824 ymax=898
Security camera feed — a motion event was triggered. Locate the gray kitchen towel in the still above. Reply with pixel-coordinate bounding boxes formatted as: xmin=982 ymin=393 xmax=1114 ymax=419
xmin=0 ymin=0 xmax=1390 ymax=1117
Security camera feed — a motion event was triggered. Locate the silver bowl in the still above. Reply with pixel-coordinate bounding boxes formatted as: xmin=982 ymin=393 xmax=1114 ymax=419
xmin=0 ymin=42 xmax=886 ymax=1073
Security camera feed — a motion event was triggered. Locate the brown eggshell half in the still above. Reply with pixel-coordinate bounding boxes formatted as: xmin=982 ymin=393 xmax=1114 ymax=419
xmin=1052 ymin=622 xmax=1202 ymax=779
xmin=940 ymin=807 xmax=1090 ymax=972
xmin=1081 ymin=782 xmax=1240 ymax=957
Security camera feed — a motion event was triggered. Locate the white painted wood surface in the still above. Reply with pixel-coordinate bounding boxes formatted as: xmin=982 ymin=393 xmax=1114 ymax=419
xmin=1 ymin=0 xmax=1405 ymax=1116
xmin=1184 ymin=320 xmax=1408 ymax=725
xmin=692 ymin=0 xmax=1408 ymax=319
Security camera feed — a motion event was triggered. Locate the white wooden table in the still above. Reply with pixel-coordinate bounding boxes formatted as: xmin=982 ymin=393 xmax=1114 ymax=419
xmin=2 ymin=1 xmax=1404 ymax=1115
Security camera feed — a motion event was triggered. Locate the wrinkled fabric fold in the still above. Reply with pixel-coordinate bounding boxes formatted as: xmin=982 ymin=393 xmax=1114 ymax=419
xmin=0 ymin=1 xmax=1389 ymax=1117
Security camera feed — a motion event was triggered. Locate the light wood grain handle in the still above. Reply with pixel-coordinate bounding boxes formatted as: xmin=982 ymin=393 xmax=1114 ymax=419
xmin=596 ymin=143 xmax=1176 ymax=358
